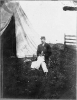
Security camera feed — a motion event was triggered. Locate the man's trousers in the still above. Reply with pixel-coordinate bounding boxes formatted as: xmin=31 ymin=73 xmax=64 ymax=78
xmin=31 ymin=56 xmax=48 ymax=73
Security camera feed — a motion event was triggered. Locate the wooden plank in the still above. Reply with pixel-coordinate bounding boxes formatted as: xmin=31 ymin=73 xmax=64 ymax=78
xmin=65 ymin=38 xmax=76 ymax=40
xmin=65 ymin=41 xmax=76 ymax=43
xmin=65 ymin=35 xmax=76 ymax=37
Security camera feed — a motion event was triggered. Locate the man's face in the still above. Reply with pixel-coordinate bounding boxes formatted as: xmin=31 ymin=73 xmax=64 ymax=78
xmin=41 ymin=39 xmax=45 ymax=44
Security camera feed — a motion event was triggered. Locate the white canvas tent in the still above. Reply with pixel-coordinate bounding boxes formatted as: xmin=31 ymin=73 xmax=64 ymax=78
xmin=1 ymin=1 xmax=40 ymax=58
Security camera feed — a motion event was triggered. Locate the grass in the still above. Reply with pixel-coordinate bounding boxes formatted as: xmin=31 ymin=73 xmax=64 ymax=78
xmin=3 ymin=44 xmax=76 ymax=99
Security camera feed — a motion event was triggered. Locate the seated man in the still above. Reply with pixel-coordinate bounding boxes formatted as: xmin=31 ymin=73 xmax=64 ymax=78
xmin=31 ymin=36 xmax=51 ymax=74
xmin=37 ymin=36 xmax=51 ymax=65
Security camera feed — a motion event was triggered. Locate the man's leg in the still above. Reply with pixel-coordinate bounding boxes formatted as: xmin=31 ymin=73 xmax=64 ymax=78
xmin=31 ymin=61 xmax=37 ymax=69
xmin=41 ymin=62 xmax=48 ymax=73
xmin=31 ymin=57 xmax=41 ymax=70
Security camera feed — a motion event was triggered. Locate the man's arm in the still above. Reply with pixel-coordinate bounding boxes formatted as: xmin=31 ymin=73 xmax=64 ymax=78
xmin=37 ymin=45 xmax=41 ymax=57
xmin=48 ymin=44 xmax=52 ymax=56
xmin=45 ymin=44 xmax=51 ymax=58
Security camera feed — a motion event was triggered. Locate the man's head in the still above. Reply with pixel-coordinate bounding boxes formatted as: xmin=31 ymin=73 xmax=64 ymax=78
xmin=40 ymin=36 xmax=46 ymax=44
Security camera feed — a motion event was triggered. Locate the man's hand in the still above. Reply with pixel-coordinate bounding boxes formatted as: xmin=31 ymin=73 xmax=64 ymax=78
xmin=41 ymin=51 xmax=45 ymax=56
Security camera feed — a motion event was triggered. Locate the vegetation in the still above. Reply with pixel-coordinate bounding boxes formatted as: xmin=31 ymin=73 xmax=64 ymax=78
xmin=3 ymin=44 xmax=76 ymax=99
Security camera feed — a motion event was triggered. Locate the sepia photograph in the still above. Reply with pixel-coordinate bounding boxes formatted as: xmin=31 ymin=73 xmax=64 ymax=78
xmin=0 ymin=0 xmax=77 ymax=99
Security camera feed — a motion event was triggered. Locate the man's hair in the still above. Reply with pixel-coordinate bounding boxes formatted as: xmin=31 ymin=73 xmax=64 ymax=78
xmin=40 ymin=36 xmax=46 ymax=40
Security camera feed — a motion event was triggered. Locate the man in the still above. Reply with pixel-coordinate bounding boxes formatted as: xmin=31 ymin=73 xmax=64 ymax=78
xmin=37 ymin=36 xmax=51 ymax=65
xmin=31 ymin=36 xmax=51 ymax=75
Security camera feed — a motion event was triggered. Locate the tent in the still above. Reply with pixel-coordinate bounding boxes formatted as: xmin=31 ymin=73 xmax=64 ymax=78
xmin=1 ymin=1 xmax=40 ymax=58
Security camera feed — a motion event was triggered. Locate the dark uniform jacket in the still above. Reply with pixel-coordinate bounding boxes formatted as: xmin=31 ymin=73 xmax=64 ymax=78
xmin=37 ymin=43 xmax=51 ymax=64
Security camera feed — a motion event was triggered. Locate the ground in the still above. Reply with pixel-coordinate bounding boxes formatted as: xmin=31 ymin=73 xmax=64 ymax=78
xmin=3 ymin=44 xmax=76 ymax=99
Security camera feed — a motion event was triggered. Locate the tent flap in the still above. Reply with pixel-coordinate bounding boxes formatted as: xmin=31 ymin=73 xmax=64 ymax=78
xmin=1 ymin=15 xmax=16 ymax=57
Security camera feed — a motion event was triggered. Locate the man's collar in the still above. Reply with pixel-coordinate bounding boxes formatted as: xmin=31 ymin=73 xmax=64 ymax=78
xmin=41 ymin=42 xmax=46 ymax=46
